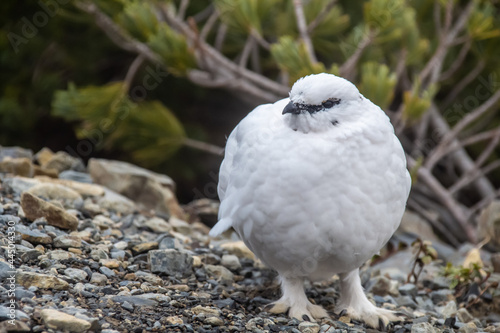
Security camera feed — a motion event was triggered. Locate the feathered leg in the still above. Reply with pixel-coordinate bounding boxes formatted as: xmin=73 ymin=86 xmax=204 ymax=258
xmin=264 ymin=275 xmax=329 ymax=321
xmin=337 ymin=268 xmax=401 ymax=329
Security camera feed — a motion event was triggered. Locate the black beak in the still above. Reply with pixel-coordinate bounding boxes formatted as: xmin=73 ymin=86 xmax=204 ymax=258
xmin=282 ymin=101 xmax=301 ymax=115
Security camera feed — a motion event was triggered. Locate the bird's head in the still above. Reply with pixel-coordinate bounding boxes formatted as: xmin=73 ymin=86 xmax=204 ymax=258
xmin=283 ymin=73 xmax=366 ymax=133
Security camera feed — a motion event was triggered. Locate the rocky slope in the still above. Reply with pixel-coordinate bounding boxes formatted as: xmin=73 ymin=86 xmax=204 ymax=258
xmin=0 ymin=146 xmax=499 ymax=333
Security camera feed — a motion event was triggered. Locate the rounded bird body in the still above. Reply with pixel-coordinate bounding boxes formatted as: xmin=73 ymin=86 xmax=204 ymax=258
xmin=211 ymin=73 xmax=411 ymax=328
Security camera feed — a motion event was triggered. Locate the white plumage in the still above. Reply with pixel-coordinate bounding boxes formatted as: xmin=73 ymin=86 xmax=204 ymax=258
xmin=210 ymin=73 xmax=411 ymax=328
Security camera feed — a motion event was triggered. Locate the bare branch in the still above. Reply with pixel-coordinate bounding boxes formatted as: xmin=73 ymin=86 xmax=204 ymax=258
xmin=177 ymin=0 xmax=189 ymax=20
xmin=250 ymin=29 xmax=271 ymax=50
xmin=307 ymin=0 xmax=337 ymax=34
xmin=293 ymin=0 xmax=317 ymax=64
xmin=159 ymin=5 xmax=289 ymax=95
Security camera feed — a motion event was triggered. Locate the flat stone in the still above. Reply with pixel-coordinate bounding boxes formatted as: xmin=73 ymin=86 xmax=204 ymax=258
xmin=204 ymin=316 xmax=224 ymax=326
xmin=191 ymin=305 xmax=220 ymax=316
xmin=100 ymin=259 xmax=121 ymax=268
xmin=2 ymin=176 xmax=40 ymax=193
xmin=298 ymin=321 xmax=320 ymax=333
xmin=0 ymin=157 xmax=33 ymax=177
xmin=204 ymin=264 xmax=234 ymax=283
xmin=27 ymin=183 xmax=82 ymax=206
xmin=53 ymin=235 xmax=82 ymax=248
xmin=64 ymin=268 xmax=88 ymax=282
xmin=21 ymin=192 xmax=78 ymax=230
xmin=16 ymin=271 xmax=69 ymax=290
xmin=15 ymin=224 xmax=52 ymax=245
xmin=41 ymin=308 xmax=91 ymax=332
xmin=166 ymin=316 xmax=183 ymax=325
xmin=457 ymin=308 xmax=474 ymax=323
xmin=0 ymin=306 xmax=29 ymax=321
xmin=47 ymin=249 xmax=76 ymax=260
xmin=112 ymin=295 xmax=157 ymax=307
xmin=220 ymin=241 xmax=255 ymax=260
xmin=132 ymin=242 xmax=158 ymax=254
xmin=144 ymin=217 xmax=172 ymax=233
xmin=148 ymin=249 xmax=193 ymax=277
xmin=59 ymin=170 xmax=93 ymax=183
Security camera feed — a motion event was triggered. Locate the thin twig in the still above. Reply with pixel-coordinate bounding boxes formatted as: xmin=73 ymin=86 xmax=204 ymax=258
xmin=183 ymin=137 xmax=224 ymax=156
xmin=200 ymin=10 xmax=220 ymax=41
xmin=339 ymin=30 xmax=374 ymax=80
xmin=293 ymin=0 xmax=317 ymax=64
xmin=450 ymin=160 xmax=500 ymax=195
xmin=239 ymin=35 xmax=255 ymax=68
xmin=307 ymin=0 xmax=337 ymax=34
xmin=408 ymin=155 xmax=476 ymax=242
xmin=442 ymin=61 xmax=485 ymax=109
xmin=439 ymin=39 xmax=472 ymax=81
xmin=250 ymin=29 xmax=271 ymax=50
xmin=215 ymin=23 xmax=227 ymax=51
xmin=123 ymin=54 xmax=146 ymax=92
xmin=426 ymin=89 xmax=500 ymax=169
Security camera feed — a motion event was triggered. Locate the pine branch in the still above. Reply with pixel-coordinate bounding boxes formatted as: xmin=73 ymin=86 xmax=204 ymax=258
xmin=183 ymin=137 xmax=224 ymax=156
xmin=307 ymin=0 xmax=337 ymax=34
xmin=339 ymin=30 xmax=374 ymax=80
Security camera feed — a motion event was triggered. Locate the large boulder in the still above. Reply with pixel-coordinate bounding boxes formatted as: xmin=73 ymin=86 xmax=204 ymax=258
xmin=88 ymin=158 xmax=183 ymax=217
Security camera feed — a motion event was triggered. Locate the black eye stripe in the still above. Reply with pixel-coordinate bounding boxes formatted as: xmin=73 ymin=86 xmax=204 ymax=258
xmin=295 ymin=98 xmax=341 ymax=114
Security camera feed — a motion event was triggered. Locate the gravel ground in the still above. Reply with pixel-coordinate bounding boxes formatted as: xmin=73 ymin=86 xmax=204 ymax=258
xmin=0 ymin=147 xmax=499 ymax=332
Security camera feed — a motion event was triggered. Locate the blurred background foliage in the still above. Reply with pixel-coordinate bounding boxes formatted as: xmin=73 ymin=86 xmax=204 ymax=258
xmin=1 ymin=0 xmax=500 ymax=244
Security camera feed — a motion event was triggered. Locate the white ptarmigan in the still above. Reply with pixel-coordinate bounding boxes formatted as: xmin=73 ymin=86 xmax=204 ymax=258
xmin=210 ymin=73 xmax=411 ymax=328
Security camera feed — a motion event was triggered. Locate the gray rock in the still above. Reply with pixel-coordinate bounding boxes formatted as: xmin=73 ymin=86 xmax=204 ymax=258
xmin=411 ymin=322 xmax=437 ymax=333
xmin=204 ymin=264 xmax=234 ymax=283
xmin=457 ymin=308 xmax=474 ymax=323
xmin=97 ymin=188 xmax=136 ymax=215
xmin=53 ymin=235 xmax=82 ymax=248
xmin=159 ymin=235 xmax=183 ymax=250
xmin=144 ymin=217 xmax=172 ymax=233
xmin=2 ymin=176 xmax=40 ymax=194
xmin=112 ymin=295 xmax=157 ymax=307
xmin=59 ymin=170 xmax=93 ymax=183
xmin=430 ymin=289 xmax=454 ymax=303
xmin=64 ymin=268 xmax=88 ymax=282
xmin=396 ymin=295 xmax=418 ymax=309
xmin=148 ymin=249 xmax=193 ymax=277
xmin=399 ymin=283 xmax=417 ymax=297
xmin=90 ymin=272 xmax=108 ymax=286
xmin=0 ymin=146 xmax=33 ymax=161
xmin=15 ymin=224 xmax=52 ymax=245
xmin=221 ymin=254 xmax=242 ymax=271
xmin=88 ymin=158 xmax=182 ymax=217
xmin=99 ymin=267 xmax=116 ymax=278
xmin=0 ymin=305 xmax=30 ymax=321
xmin=0 ymin=214 xmax=21 ymax=225
xmin=43 ymin=151 xmax=85 ymax=173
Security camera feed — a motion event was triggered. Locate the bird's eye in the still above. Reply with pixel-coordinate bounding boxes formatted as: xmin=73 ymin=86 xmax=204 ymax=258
xmin=322 ymin=99 xmax=340 ymax=108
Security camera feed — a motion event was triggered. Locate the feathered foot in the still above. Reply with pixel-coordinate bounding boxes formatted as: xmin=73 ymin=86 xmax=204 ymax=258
xmin=337 ymin=269 xmax=402 ymax=330
xmin=263 ymin=276 xmax=329 ymax=322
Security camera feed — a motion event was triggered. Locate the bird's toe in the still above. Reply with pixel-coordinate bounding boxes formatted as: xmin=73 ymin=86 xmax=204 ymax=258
xmin=263 ymin=301 xmax=289 ymax=315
